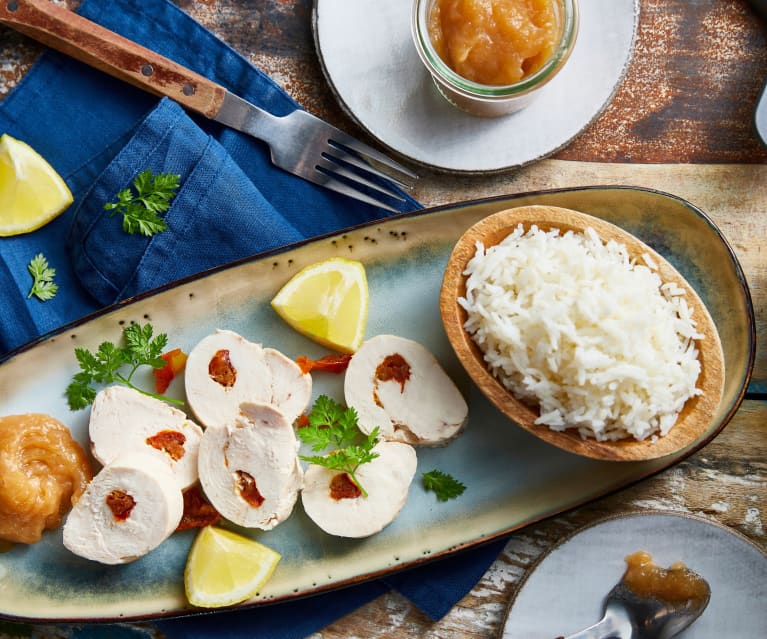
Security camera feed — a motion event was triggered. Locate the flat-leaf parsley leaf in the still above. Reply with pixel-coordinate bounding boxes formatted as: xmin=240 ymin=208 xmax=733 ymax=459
xmin=297 ymin=395 xmax=380 ymax=497
xmin=422 ymin=469 xmax=466 ymax=501
xmin=65 ymin=322 xmax=183 ymax=410
xmin=27 ymin=253 xmax=58 ymax=301
xmin=105 ymin=168 xmax=180 ymax=236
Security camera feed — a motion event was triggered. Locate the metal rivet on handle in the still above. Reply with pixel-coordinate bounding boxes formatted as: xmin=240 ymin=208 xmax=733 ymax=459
xmin=182 ymin=83 xmax=196 ymax=96
xmin=141 ymin=64 xmax=154 ymax=77
xmin=6 ymin=1 xmax=19 ymax=12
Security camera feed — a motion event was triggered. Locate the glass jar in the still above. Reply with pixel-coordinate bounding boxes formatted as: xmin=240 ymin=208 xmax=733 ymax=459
xmin=411 ymin=0 xmax=579 ymax=117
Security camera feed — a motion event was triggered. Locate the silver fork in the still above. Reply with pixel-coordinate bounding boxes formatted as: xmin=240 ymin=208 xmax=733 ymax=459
xmin=0 ymin=0 xmax=417 ymax=212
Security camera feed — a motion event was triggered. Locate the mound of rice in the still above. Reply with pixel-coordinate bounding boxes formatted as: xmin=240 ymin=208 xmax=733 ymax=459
xmin=459 ymin=224 xmax=703 ymax=442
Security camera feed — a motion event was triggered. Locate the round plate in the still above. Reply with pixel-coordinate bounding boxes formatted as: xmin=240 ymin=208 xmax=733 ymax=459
xmin=501 ymin=511 xmax=767 ymax=638
xmin=313 ymin=0 xmax=639 ymax=173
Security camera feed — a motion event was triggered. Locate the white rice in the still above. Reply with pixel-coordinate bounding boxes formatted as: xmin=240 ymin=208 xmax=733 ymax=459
xmin=459 ymin=224 xmax=703 ymax=442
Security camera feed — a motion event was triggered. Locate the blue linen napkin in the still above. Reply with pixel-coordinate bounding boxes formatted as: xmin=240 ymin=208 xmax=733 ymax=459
xmin=0 ymin=0 xmax=507 ymax=635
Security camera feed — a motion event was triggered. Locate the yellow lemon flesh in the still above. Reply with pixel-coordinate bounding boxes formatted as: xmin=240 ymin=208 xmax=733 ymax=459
xmin=271 ymin=257 xmax=369 ymax=353
xmin=0 ymin=133 xmax=73 ymax=237
xmin=184 ymin=525 xmax=281 ymax=608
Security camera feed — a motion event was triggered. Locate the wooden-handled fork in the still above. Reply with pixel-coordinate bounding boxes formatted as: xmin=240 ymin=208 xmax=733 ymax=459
xmin=0 ymin=0 xmax=417 ymax=211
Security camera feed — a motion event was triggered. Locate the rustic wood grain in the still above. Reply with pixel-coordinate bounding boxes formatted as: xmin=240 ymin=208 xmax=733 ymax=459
xmin=175 ymin=0 xmax=767 ymax=165
xmin=412 ymin=160 xmax=767 ymax=386
xmin=0 ymin=0 xmax=227 ymax=117
xmin=0 ymin=1 xmax=765 ymax=638
xmin=6 ymin=0 xmax=764 ymax=162
xmin=313 ymin=399 xmax=767 ymax=639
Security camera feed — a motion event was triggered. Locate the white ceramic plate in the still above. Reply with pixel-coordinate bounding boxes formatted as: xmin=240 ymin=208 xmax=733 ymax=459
xmin=313 ymin=0 xmax=639 ymax=172
xmin=501 ymin=511 xmax=767 ymax=638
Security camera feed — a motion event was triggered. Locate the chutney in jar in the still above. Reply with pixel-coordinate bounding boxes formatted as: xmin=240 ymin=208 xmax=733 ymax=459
xmin=428 ymin=0 xmax=562 ymax=86
xmin=0 ymin=413 xmax=92 ymax=544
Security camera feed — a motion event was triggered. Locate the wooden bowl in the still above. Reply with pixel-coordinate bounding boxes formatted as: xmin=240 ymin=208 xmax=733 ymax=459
xmin=439 ymin=205 xmax=725 ymax=461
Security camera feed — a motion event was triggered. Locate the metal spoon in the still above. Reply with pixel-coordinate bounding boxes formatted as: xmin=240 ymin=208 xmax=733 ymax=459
xmin=559 ymin=574 xmax=711 ymax=639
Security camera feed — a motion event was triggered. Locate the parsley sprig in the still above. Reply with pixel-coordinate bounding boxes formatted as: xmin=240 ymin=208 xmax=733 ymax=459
xmin=65 ymin=322 xmax=183 ymax=410
xmin=297 ymin=395 xmax=380 ymax=497
xmin=105 ymin=168 xmax=180 ymax=237
xmin=27 ymin=253 xmax=58 ymax=301
xmin=422 ymin=470 xmax=466 ymax=502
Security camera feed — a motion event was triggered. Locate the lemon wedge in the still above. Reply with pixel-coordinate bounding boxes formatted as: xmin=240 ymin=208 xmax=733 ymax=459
xmin=184 ymin=525 xmax=281 ymax=608
xmin=0 ymin=134 xmax=73 ymax=237
xmin=271 ymin=257 xmax=369 ymax=353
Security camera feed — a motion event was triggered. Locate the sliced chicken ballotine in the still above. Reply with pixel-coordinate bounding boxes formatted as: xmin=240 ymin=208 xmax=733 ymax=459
xmin=89 ymin=385 xmax=203 ymax=490
xmin=344 ymin=334 xmax=468 ymax=446
xmin=62 ymin=451 xmax=183 ymax=565
xmin=185 ymin=329 xmax=311 ymax=428
xmin=198 ymin=402 xmax=302 ymax=530
xmin=301 ymin=440 xmax=417 ymax=538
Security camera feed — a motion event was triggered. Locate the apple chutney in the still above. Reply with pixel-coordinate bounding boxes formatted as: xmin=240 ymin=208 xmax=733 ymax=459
xmin=0 ymin=413 xmax=92 ymax=544
xmin=428 ymin=0 xmax=563 ymax=86
xmin=622 ymin=550 xmax=710 ymax=604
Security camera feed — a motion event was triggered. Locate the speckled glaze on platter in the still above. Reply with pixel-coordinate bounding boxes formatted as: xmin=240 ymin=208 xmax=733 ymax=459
xmin=0 ymin=186 xmax=754 ymax=623
xmin=501 ymin=511 xmax=767 ymax=638
xmin=312 ymin=0 xmax=639 ymax=173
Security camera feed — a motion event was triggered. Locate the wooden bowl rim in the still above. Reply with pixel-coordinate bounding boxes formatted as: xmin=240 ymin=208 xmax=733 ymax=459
xmin=439 ymin=205 xmax=726 ymax=462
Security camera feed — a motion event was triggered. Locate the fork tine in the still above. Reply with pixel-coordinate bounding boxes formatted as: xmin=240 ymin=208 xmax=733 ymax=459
xmin=311 ymin=170 xmax=404 ymax=213
xmin=324 ymin=146 xmax=414 ymax=190
xmin=325 ymin=126 xmax=418 ymax=181
xmin=316 ymin=156 xmax=408 ymax=201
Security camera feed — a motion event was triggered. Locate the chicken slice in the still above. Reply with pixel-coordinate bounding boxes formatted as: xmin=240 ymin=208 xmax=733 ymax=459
xmin=198 ymin=402 xmax=302 ymax=530
xmin=301 ymin=441 xmax=417 ymax=538
xmin=89 ymin=385 xmax=203 ymax=490
xmin=185 ymin=329 xmax=311 ymax=428
xmin=62 ymin=451 xmax=183 ymax=564
xmin=344 ymin=335 xmax=468 ymax=446
xmin=264 ymin=347 xmax=313 ymax=424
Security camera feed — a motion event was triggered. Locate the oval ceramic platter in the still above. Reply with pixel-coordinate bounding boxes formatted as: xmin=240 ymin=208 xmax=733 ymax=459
xmin=0 ymin=186 xmax=754 ymax=623
xmin=313 ymin=0 xmax=638 ymax=172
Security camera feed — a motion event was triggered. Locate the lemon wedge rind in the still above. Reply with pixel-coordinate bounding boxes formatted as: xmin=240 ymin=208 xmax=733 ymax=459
xmin=184 ymin=525 xmax=281 ymax=608
xmin=0 ymin=133 xmax=73 ymax=237
xmin=270 ymin=257 xmax=369 ymax=354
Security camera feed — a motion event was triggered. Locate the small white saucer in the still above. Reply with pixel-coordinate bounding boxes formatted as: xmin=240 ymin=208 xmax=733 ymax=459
xmin=313 ymin=0 xmax=639 ymax=173
xmin=501 ymin=511 xmax=767 ymax=638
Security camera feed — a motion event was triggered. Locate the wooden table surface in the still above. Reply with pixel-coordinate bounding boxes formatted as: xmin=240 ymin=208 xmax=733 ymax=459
xmin=1 ymin=1 xmax=766 ymax=638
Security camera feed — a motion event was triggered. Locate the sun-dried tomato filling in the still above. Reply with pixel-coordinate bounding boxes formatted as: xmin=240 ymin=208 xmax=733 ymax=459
xmin=146 ymin=429 xmax=186 ymax=461
xmin=208 ymin=349 xmax=236 ymax=387
xmin=106 ymin=490 xmax=136 ymax=522
xmin=235 ymin=470 xmax=265 ymax=507
xmin=329 ymin=472 xmax=362 ymax=500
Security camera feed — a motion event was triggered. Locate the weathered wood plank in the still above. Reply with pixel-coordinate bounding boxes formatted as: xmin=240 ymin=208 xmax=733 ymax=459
xmin=3 ymin=0 xmax=766 ymax=163
xmin=0 ymin=2 xmax=764 ymax=638
xmin=412 ymin=160 xmax=767 ymax=386
xmin=314 ymin=398 xmax=766 ymax=639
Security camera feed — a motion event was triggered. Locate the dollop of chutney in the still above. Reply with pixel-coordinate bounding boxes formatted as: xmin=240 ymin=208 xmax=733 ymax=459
xmin=0 ymin=414 xmax=92 ymax=544
xmin=622 ymin=550 xmax=709 ymax=604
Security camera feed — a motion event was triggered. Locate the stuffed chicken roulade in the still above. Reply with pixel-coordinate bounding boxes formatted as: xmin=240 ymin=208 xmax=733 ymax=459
xmin=185 ymin=329 xmax=311 ymax=428
xmin=344 ymin=335 xmax=468 ymax=446
xmin=89 ymin=386 xmax=203 ymax=490
xmin=301 ymin=440 xmax=417 ymax=538
xmin=197 ymin=402 xmax=302 ymax=530
xmin=62 ymin=451 xmax=183 ymax=564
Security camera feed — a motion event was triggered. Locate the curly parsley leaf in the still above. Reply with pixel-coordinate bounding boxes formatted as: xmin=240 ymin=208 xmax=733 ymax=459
xmin=422 ymin=469 xmax=466 ymax=502
xmin=297 ymin=394 xmax=380 ymax=497
xmin=27 ymin=253 xmax=58 ymax=301
xmin=104 ymin=168 xmax=180 ymax=237
xmin=65 ymin=322 xmax=180 ymax=410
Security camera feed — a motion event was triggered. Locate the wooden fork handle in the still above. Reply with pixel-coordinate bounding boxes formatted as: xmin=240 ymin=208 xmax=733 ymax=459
xmin=0 ymin=0 xmax=226 ymax=118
